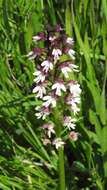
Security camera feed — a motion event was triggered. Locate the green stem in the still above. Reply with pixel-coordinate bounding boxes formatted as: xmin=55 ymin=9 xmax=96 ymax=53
xmin=58 ymin=147 xmax=66 ymax=190
xmin=53 ymin=109 xmax=66 ymax=190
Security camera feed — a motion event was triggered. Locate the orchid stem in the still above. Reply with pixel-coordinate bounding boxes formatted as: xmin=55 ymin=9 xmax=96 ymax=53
xmin=54 ymin=109 xmax=66 ymax=190
xmin=58 ymin=146 xmax=66 ymax=190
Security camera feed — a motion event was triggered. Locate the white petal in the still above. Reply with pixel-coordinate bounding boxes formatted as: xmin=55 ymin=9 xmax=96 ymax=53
xmin=41 ymin=60 xmax=48 ymax=66
xmin=61 ymin=84 xmax=66 ymax=92
xmin=56 ymin=88 xmax=61 ymax=96
xmin=33 ymin=71 xmax=41 ymax=76
xmin=43 ymin=96 xmax=50 ymax=100
xmin=52 ymin=83 xmax=58 ymax=90
xmin=32 ymin=86 xmax=39 ymax=93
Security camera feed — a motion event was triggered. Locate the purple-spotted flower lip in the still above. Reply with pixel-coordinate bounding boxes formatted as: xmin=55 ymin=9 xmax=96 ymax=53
xmin=43 ymin=92 xmax=58 ymax=108
xmin=63 ymin=116 xmax=76 ymax=130
xmin=42 ymin=123 xmax=55 ymax=138
xmin=52 ymin=138 xmax=65 ymax=149
xmin=33 ymin=70 xmax=47 ymax=83
xmin=52 ymin=79 xmax=66 ymax=96
xmin=41 ymin=59 xmax=53 ymax=73
xmin=35 ymin=106 xmax=51 ymax=120
xmin=32 ymin=81 xmax=48 ymax=98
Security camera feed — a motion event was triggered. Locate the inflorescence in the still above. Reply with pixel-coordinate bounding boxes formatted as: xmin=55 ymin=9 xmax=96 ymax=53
xmin=28 ymin=25 xmax=81 ymax=149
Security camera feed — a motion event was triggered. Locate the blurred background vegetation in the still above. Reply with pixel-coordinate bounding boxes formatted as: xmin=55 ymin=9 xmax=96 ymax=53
xmin=0 ymin=0 xmax=107 ymax=189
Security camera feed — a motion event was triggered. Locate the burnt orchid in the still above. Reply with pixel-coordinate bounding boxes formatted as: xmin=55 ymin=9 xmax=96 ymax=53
xmin=28 ymin=25 xmax=81 ymax=148
xmin=28 ymin=25 xmax=81 ymax=190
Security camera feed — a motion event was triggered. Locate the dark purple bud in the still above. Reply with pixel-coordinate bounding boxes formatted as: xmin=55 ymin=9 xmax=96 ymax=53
xmin=38 ymin=32 xmax=46 ymax=40
xmin=55 ymin=24 xmax=63 ymax=32
xmin=33 ymin=47 xmax=45 ymax=56
xmin=63 ymin=47 xmax=70 ymax=54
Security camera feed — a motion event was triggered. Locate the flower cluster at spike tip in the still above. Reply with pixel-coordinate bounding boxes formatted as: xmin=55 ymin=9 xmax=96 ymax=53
xmin=28 ymin=25 xmax=81 ymax=149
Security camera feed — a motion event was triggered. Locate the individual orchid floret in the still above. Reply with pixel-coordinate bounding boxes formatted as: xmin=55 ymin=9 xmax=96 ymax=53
xmin=49 ymin=36 xmax=57 ymax=42
xmin=63 ymin=47 xmax=75 ymax=60
xmin=33 ymin=70 xmax=46 ymax=83
xmin=43 ymin=94 xmax=57 ymax=108
xmin=33 ymin=32 xmax=46 ymax=42
xmin=35 ymin=106 xmax=50 ymax=120
xmin=68 ymin=49 xmax=75 ymax=60
xmin=32 ymin=36 xmax=41 ymax=42
xmin=52 ymin=48 xmax=62 ymax=62
xmin=60 ymin=62 xmax=73 ymax=78
xmin=41 ymin=60 xmax=53 ymax=73
xmin=53 ymin=138 xmax=65 ymax=149
xmin=71 ymin=103 xmax=80 ymax=115
xmin=42 ymin=123 xmax=55 ymax=138
xmin=32 ymin=82 xmax=47 ymax=99
xmin=65 ymin=94 xmax=80 ymax=115
xmin=27 ymin=51 xmax=37 ymax=60
xmin=69 ymin=63 xmax=79 ymax=72
xmin=69 ymin=131 xmax=79 ymax=141
xmin=66 ymin=37 xmax=74 ymax=45
xmin=55 ymin=24 xmax=63 ymax=32
xmin=60 ymin=62 xmax=79 ymax=78
xmin=66 ymin=94 xmax=81 ymax=106
xmin=67 ymin=80 xmax=81 ymax=96
xmin=27 ymin=47 xmax=45 ymax=60
xmin=52 ymin=79 xmax=66 ymax=96
xmin=42 ymin=138 xmax=51 ymax=146
xmin=63 ymin=116 xmax=76 ymax=130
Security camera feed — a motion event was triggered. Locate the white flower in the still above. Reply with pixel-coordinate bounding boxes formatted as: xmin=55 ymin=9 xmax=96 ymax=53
xmin=66 ymin=37 xmax=74 ymax=45
xmin=33 ymin=70 xmax=46 ymax=83
xmin=61 ymin=66 xmax=72 ymax=78
xmin=27 ymin=51 xmax=37 ymax=60
xmin=68 ymin=49 xmax=75 ymax=60
xmin=42 ymin=123 xmax=55 ymax=138
xmin=35 ymin=106 xmax=50 ymax=120
xmin=63 ymin=116 xmax=76 ymax=130
xmin=60 ymin=63 xmax=79 ymax=78
xmin=52 ymin=80 xmax=66 ymax=96
xmin=32 ymin=83 xmax=47 ymax=98
xmin=41 ymin=60 xmax=53 ymax=73
xmin=53 ymin=138 xmax=65 ymax=149
xmin=66 ymin=94 xmax=80 ymax=106
xmin=32 ymin=35 xmax=41 ymax=42
xmin=43 ymin=95 xmax=57 ymax=108
xmin=67 ymin=81 xmax=81 ymax=96
xmin=71 ymin=103 xmax=80 ymax=115
xmin=69 ymin=63 xmax=79 ymax=72
xmin=66 ymin=94 xmax=80 ymax=115
xmin=72 ymin=96 xmax=81 ymax=104
xmin=42 ymin=138 xmax=51 ymax=145
xmin=69 ymin=131 xmax=79 ymax=141
xmin=49 ymin=36 xmax=56 ymax=42
xmin=52 ymin=48 xmax=62 ymax=61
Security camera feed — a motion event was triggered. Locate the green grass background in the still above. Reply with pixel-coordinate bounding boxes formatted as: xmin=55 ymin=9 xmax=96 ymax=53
xmin=0 ymin=0 xmax=107 ymax=189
